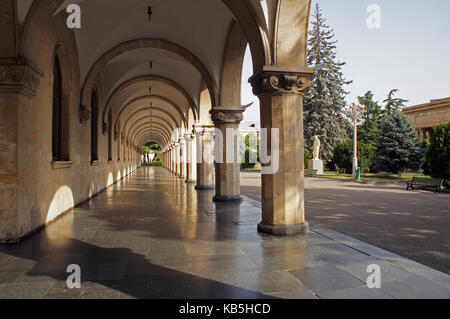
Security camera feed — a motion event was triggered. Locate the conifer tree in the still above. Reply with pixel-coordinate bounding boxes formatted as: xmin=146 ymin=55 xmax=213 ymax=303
xmin=304 ymin=3 xmax=352 ymax=161
xmin=383 ymin=89 xmax=408 ymax=115
xmin=357 ymin=91 xmax=383 ymax=147
xmin=376 ymin=112 xmax=425 ymax=174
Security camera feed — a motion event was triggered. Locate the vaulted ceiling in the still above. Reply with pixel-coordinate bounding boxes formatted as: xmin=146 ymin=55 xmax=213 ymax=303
xmin=17 ymin=0 xmax=277 ymax=147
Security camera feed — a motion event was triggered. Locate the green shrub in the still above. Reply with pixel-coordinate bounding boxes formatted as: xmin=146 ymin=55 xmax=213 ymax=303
xmin=241 ymin=148 xmax=257 ymax=170
xmin=142 ymin=161 xmax=162 ymax=167
xmin=332 ymin=140 xmax=375 ymax=174
xmin=304 ymin=150 xmax=311 ymax=169
xmin=427 ymin=123 xmax=450 ymax=184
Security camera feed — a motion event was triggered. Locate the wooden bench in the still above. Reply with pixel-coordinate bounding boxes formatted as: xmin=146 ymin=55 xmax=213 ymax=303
xmin=405 ymin=177 xmax=444 ymax=193
xmin=306 ymin=169 xmax=318 ymax=178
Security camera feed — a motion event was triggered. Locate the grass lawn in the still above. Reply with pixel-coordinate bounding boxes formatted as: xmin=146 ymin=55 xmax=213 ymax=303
xmin=318 ymin=171 xmax=430 ymax=183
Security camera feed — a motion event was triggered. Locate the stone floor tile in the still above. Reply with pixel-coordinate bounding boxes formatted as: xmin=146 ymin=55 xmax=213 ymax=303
xmin=290 ymin=265 xmax=365 ymax=294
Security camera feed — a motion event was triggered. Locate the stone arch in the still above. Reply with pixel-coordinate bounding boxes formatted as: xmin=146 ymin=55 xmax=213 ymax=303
xmin=126 ymin=117 xmax=175 ymax=142
xmin=221 ymin=0 xmax=271 ymax=71
xmin=132 ymin=126 xmax=171 ymax=145
xmin=198 ymin=84 xmax=213 ymax=124
xmin=114 ymin=95 xmax=187 ymax=136
xmin=103 ymin=75 xmax=192 ymax=132
xmin=128 ymin=120 xmax=173 ymax=140
xmin=219 ymin=20 xmax=247 ymax=108
xmin=120 ymin=107 xmax=180 ymax=140
xmin=81 ymin=38 xmax=217 ymax=111
xmin=138 ymin=135 xmax=167 ymax=148
xmin=135 ymin=131 xmax=169 ymax=146
xmin=21 ymin=0 xmax=272 ymax=69
xmin=272 ymin=0 xmax=311 ymax=67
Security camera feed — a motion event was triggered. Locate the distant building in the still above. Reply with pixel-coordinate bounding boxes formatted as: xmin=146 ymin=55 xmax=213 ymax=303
xmin=402 ymin=97 xmax=450 ymax=141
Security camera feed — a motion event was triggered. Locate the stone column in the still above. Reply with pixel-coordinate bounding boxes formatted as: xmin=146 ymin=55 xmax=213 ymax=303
xmin=163 ymin=150 xmax=166 ymax=168
xmin=210 ymin=107 xmax=244 ymax=202
xmin=164 ymin=149 xmax=167 ymax=169
xmin=178 ymin=137 xmax=185 ymax=179
xmin=174 ymin=142 xmax=181 ymax=176
xmin=171 ymin=144 xmax=176 ymax=173
xmin=249 ymin=67 xmax=314 ymax=235
xmin=194 ymin=124 xmax=215 ymax=190
xmin=184 ymin=132 xmax=195 ymax=183
xmin=169 ymin=146 xmax=173 ymax=172
xmin=0 ymin=59 xmax=41 ymax=242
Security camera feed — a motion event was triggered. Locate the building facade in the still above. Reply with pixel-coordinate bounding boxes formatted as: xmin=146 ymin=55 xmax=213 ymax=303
xmin=402 ymin=97 xmax=450 ymax=141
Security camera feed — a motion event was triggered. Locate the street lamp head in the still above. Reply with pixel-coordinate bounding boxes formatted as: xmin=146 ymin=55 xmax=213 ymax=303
xmin=345 ymin=102 xmax=365 ymax=122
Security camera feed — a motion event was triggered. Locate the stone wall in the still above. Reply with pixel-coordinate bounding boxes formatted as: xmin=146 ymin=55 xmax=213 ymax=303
xmin=0 ymin=7 xmax=140 ymax=243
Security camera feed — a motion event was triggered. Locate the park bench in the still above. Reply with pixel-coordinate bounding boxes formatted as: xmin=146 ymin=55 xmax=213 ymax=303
xmin=306 ymin=169 xmax=318 ymax=178
xmin=405 ymin=177 xmax=444 ymax=193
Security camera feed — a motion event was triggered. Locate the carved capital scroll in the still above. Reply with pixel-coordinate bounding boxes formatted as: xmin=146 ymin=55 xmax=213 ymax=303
xmin=0 ymin=62 xmax=41 ymax=97
xmin=249 ymin=66 xmax=315 ymax=96
xmin=210 ymin=107 xmax=245 ymax=124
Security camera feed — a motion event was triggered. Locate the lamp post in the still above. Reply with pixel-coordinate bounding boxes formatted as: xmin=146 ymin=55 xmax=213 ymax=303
xmin=344 ymin=103 xmax=365 ymax=178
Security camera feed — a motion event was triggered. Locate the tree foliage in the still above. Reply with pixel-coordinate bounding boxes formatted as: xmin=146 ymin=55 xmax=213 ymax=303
xmin=357 ymin=91 xmax=383 ymax=147
xmin=375 ymin=112 xmax=425 ymax=174
xmin=240 ymin=133 xmax=260 ymax=169
xmin=426 ymin=122 xmax=450 ymax=182
xmin=331 ymin=140 xmax=375 ymax=174
xmin=383 ymin=89 xmax=409 ymax=116
xmin=143 ymin=142 xmax=162 ymax=162
xmin=304 ymin=3 xmax=351 ymax=161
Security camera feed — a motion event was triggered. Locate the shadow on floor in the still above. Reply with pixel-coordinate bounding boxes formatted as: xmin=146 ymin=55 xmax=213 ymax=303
xmin=240 ymin=184 xmax=450 ymax=275
xmin=0 ymin=170 xmax=274 ymax=299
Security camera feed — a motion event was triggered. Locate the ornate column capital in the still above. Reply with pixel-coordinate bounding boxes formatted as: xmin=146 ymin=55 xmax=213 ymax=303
xmin=0 ymin=59 xmax=42 ymax=98
xmin=249 ymin=66 xmax=315 ymax=96
xmin=210 ymin=107 xmax=245 ymax=124
xmin=184 ymin=132 xmax=194 ymax=141
xmin=193 ymin=123 xmax=214 ymax=135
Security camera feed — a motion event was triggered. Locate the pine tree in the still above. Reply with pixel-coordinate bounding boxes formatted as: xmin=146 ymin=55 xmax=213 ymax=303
xmin=357 ymin=91 xmax=383 ymax=147
xmin=383 ymin=89 xmax=408 ymax=115
xmin=304 ymin=3 xmax=352 ymax=161
xmin=376 ymin=112 xmax=425 ymax=174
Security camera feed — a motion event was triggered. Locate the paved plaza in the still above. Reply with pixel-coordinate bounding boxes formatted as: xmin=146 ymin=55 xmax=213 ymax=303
xmin=241 ymin=172 xmax=450 ymax=274
xmin=0 ymin=167 xmax=448 ymax=299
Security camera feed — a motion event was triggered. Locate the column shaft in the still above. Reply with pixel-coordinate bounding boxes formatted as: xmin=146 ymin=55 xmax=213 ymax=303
xmin=250 ymin=68 xmax=314 ymax=235
xmin=211 ymin=107 xmax=244 ymax=202
xmin=184 ymin=133 xmax=195 ymax=183
xmin=195 ymin=125 xmax=215 ymax=190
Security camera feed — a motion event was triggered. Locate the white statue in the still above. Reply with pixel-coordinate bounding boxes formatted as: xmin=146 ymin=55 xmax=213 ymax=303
xmin=313 ymin=136 xmax=321 ymax=160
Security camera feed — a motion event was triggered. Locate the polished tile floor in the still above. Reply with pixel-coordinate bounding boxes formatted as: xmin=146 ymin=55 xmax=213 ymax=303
xmin=0 ymin=167 xmax=449 ymax=299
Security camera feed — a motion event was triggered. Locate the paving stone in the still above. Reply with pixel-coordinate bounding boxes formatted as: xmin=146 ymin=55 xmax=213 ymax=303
xmin=0 ymin=167 xmax=448 ymax=299
xmin=0 ymin=281 xmax=54 ymax=299
xmin=290 ymin=265 xmax=365 ymax=294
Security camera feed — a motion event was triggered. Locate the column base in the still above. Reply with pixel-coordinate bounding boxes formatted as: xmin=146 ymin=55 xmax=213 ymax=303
xmin=185 ymin=180 xmax=196 ymax=184
xmin=195 ymin=185 xmax=215 ymax=190
xmin=257 ymin=222 xmax=309 ymax=236
xmin=213 ymin=195 xmax=243 ymax=203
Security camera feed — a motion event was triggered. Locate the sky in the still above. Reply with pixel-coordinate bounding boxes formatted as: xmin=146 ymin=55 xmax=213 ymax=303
xmin=241 ymin=0 xmax=450 ymax=123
